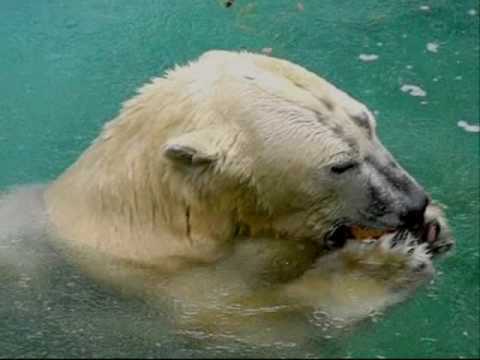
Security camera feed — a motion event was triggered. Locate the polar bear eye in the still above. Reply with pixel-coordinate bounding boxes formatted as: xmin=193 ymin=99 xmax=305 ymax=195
xmin=330 ymin=160 xmax=359 ymax=174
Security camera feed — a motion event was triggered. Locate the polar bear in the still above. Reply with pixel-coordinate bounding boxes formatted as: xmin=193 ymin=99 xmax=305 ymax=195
xmin=26 ymin=50 xmax=453 ymax=334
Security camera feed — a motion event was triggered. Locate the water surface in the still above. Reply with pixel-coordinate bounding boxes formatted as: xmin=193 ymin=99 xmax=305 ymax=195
xmin=0 ymin=0 xmax=478 ymax=358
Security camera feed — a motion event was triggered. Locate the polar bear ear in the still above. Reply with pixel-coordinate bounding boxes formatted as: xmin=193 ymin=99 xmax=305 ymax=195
xmin=164 ymin=144 xmax=216 ymax=166
xmin=163 ymin=130 xmax=221 ymax=166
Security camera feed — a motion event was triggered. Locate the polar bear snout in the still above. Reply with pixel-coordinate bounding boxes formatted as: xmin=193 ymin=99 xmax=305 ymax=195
xmin=399 ymin=189 xmax=430 ymax=230
xmin=350 ymin=146 xmax=432 ymax=233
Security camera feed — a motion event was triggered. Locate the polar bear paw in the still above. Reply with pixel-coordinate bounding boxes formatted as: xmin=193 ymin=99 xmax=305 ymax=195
xmin=377 ymin=230 xmax=434 ymax=276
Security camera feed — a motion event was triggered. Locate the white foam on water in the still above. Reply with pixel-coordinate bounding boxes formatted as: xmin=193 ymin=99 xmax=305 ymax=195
xmin=400 ymin=84 xmax=427 ymax=97
xmin=468 ymin=9 xmax=477 ymax=16
xmin=457 ymin=121 xmax=480 ymax=133
xmin=261 ymin=47 xmax=273 ymax=55
xmin=358 ymin=54 xmax=379 ymax=62
xmin=426 ymin=42 xmax=440 ymax=53
xmin=419 ymin=5 xmax=430 ymax=11
xmin=0 ymin=185 xmax=49 ymax=274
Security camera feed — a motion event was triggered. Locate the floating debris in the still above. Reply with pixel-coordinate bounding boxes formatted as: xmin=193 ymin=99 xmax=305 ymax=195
xmin=426 ymin=42 xmax=440 ymax=53
xmin=297 ymin=2 xmax=304 ymax=11
xmin=225 ymin=0 xmax=235 ymax=8
xmin=420 ymin=5 xmax=431 ymax=11
xmin=457 ymin=121 xmax=480 ymax=133
xmin=359 ymin=54 xmax=379 ymax=62
xmin=261 ymin=47 xmax=273 ymax=55
xmin=455 ymin=75 xmax=463 ymax=80
xmin=400 ymin=84 xmax=427 ymax=97
xmin=420 ymin=337 xmax=438 ymax=343
xmin=406 ymin=64 xmax=413 ymax=69
xmin=468 ymin=9 xmax=477 ymax=16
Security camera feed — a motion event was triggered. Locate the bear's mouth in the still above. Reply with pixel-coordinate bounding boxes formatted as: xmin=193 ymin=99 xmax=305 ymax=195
xmin=325 ymin=221 xmax=441 ymax=250
xmin=325 ymin=224 xmax=396 ymax=249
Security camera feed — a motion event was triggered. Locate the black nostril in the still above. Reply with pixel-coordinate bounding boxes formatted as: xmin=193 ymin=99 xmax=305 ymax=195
xmin=401 ymin=194 xmax=429 ymax=229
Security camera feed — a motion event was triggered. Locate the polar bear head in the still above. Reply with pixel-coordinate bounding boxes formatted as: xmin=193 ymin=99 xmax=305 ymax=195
xmin=162 ymin=51 xmax=428 ymax=245
xmin=48 ymin=50 xmax=430 ymax=262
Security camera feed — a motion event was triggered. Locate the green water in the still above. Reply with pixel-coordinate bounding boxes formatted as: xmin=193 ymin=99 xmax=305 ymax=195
xmin=0 ymin=0 xmax=478 ymax=358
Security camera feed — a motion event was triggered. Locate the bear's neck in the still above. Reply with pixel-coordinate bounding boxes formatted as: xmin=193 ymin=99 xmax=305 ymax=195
xmin=45 ymin=139 xmax=237 ymax=268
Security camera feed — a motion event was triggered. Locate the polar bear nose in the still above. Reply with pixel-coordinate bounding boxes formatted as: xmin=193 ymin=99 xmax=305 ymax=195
xmin=400 ymin=193 xmax=430 ymax=229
